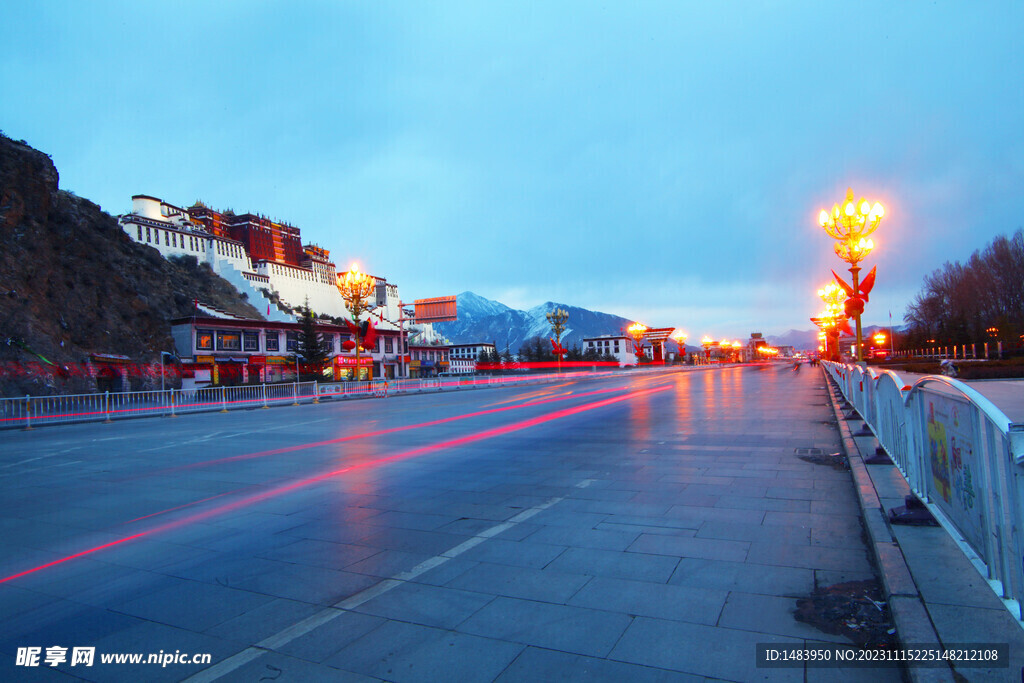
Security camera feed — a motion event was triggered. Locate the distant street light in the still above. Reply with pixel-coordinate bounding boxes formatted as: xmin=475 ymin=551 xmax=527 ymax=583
xmin=671 ymin=330 xmax=688 ymax=363
xmin=337 ymin=263 xmax=376 ymax=381
xmin=819 ymin=188 xmax=885 ymax=363
xmin=546 ymin=308 xmax=569 ymax=372
xmin=701 ymin=336 xmax=713 ymax=362
xmin=160 ymin=351 xmax=174 ymax=395
xmin=815 ymin=281 xmax=847 ymax=361
xmin=627 ymin=323 xmax=648 ymax=364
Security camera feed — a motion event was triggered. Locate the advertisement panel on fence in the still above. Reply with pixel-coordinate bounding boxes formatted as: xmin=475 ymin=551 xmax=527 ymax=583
xmin=924 ymin=392 xmax=984 ymax=552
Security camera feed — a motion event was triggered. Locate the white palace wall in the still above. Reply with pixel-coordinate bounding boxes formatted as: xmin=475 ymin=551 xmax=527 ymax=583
xmin=117 ymin=195 xmax=433 ymax=336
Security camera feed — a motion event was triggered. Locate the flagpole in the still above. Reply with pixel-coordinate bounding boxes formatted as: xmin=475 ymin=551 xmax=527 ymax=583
xmin=889 ymin=310 xmax=895 ymax=358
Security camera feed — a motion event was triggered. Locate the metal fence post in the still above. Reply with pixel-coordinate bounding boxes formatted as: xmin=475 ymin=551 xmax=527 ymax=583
xmin=292 ymin=382 xmax=299 ymax=406
xmin=313 ymin=380 xmax=319 ymax=404
xmin=169 ymin=388 xmax=177 ymax=418
xmin=262 ymin=382 xmax=269 ymax=409
xmin=104 ymin=391 xmax=112 ymax=423
xmin=23 ymin=395 xmax=32 ymax=431
xmin=221 ymin=386 xmax=228 ymax=413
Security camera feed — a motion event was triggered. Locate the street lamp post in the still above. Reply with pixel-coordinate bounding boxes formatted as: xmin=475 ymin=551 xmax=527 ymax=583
xmin=627 ymin=323 xmax=648 ymax=365
xmin=546 ymin=308 xmax=569 ymax=372
xmin=671 ymin=330 xmax=688 ymax=364
xmin=700 ymin=336 xmax=713 ymax=363
xmin=336 ymin=263 xmax=376 ymax=382
xmin=160 ymin=351 xmax=172 ymax=395
xmin=819 ymin=188 xmax=884 ymax=363
xmin=159 ymin=351 xmax=176 ymax=414
xmin=816 ymin=281 xmax=846 ymax=362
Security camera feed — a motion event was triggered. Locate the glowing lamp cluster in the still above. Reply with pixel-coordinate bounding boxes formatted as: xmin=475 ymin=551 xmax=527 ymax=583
xmin=337 ymin=263 xmax=376 ymax=301
xmin=335 ymin=263 xmax=378 ymax=380
xmin=818 ymin=189 xmax=884 ymax=265
xmin=816 ymin=188 xmax=886 ymax=362
xmin=627 ymin=323 xmax=648 ymax=340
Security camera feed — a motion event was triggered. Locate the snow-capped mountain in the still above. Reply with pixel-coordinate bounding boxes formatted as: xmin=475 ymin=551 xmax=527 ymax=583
xmin=434 ymin=292 xmax=634 ymax=353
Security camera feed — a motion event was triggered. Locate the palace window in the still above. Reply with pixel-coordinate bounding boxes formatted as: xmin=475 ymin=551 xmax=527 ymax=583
xmin=384 ymin=338 xmax=393 ymax=353
xmin=243 ymin=331 xmax=259 ymax=351
xmin=285 ymin=331 xmax=298 ymax=352
xmin=137 ymin=226 xmax=142 ymax=240
xmin=217 ymin=331 xmax=241 ymax=351
xmin=265 ymin=332 xmax=280 ymax=351
xmin=196 ymin=329 xmax=214 ymax=351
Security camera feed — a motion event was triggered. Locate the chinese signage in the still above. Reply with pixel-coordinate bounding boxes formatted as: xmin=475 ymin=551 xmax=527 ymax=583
xmin=333 ymin=356 xmax=373 ymax=366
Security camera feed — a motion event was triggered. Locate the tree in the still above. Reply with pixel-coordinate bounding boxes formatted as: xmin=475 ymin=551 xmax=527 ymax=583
xmin=297 ymin=300 xmax=329 ymax=379
xmin=904 ymin=229 xmax=1024 ymax=349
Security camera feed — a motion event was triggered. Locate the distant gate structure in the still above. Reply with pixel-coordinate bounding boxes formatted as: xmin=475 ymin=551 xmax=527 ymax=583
xmin=640 ymin=327 xmax=676 ymax=363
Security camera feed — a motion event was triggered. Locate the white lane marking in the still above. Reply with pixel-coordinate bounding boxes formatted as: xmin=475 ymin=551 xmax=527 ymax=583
xmin=182 ymin=491 xmax=571 ymax=682
xmin=575 ymin=479 xmax=595 ymax=488
xmin=138 ymin=418 xmax=339 ymax=453
xmin=0 ymin=456 xmax=44 ymax=469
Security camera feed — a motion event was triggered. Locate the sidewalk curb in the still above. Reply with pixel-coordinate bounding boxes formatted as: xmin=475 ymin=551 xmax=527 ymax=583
xmin=822 ymin=371 xmax=956 ymax=683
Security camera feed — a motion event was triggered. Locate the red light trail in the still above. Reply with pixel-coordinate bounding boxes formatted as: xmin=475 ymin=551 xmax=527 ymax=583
xmin=146 ymin=386 xmax=626 ymax=476
xmin=0 ymin=384 xmax=670 ymax=585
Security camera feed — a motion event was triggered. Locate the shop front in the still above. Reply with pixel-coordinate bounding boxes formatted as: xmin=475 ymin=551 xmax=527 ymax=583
xmin=211 ymin=356 xmax=248 ymax=385
xmin=332 ymin=355 xmax=374 ymax=381
xmin=264 ymin=356 xmax=291 ymax=383
xmin=247 ymin=355 xmax=266 ymax=383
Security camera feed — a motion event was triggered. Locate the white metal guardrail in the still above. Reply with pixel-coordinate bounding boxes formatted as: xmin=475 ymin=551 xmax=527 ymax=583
xmin=824 ymin=361 xmax=1024 ymax=622
xmin=0 ymin=369 xmax=627 ymax=430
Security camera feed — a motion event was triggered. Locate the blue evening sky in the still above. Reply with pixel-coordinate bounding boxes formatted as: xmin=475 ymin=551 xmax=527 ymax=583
xmin=2 ymin=2 xmax=1021 ymax=338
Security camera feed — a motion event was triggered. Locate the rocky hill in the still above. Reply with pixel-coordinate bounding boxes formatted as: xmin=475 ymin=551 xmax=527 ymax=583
xmin=0 ymin=133 xmax=263 ymax=396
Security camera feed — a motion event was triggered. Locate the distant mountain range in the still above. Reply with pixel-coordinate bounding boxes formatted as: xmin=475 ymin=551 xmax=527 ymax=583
xmin=434 ymin=292 xmax=636 ymax=352
xmin=434 ymin=292 xmax=898 ymax=354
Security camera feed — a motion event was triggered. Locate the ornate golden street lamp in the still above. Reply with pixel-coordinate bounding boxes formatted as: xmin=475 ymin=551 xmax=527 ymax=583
xmin=627 ymin=323 xmax=648 ymax=364
xmin=336 ymin=263 xmax=376 ymax=381
xmin=819 ymin=188 xmax=884 ymax=362
xmin=700 ymin=335 xmax=714 ymax=362
xmin=546 ymin=307 xmax=569 ymax=372
xmin=815 ymin=281 xmax=847 ymax=361
xmin=671 ymin=329 xmax=688 ymax=363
